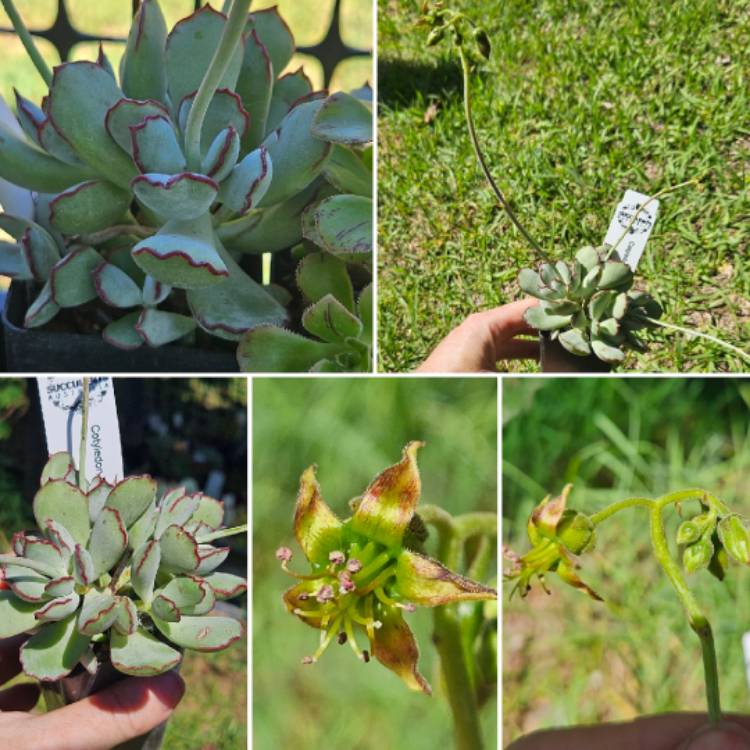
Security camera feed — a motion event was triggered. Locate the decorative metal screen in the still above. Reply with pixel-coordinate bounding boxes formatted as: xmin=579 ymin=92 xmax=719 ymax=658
xmin=0 ymin=0 xmax=371 ymax=86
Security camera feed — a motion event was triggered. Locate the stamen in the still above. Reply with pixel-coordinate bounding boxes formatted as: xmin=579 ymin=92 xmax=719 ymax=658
xmin=275 ymin=547 xmax=293 ymax=562
xmin=374 ymin=586 xmax=415 ymax=611
xmin=338 ymin=571 xmax=355 ymax=593
xmin=316 ymin=584 xmax=334 ymax=603
xmin=354 ymin=551 xmax=392 ymax=584
xmin=305 ymin=614 xmax=342 ymax=663
xmin=293 ymin=608 xmax=329 ymax=618
xmin=346 ymin=558 xmax=362 ymax=574
xmin=329 ymin=550 xmax=345 ymax=565
xmin=344 ymin=615 xmax=366 ymax=661
xmin=279 ymin=561 xmax=322 ymax=580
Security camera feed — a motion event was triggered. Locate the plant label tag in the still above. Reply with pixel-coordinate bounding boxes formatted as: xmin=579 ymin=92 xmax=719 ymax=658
xmin=743 ymin=632 xmax=750 ymax=690
xmin=37 ymin=377 xmax=124 ymax=486
xmin=603 ymin=189 xmax=659 ymax=271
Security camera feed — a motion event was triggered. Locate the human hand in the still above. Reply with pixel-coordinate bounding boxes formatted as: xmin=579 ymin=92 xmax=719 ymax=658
xmin=416 ymin=298 xmax=539 ymax=373
xmin=507 ymin=713 xmax=750 ymax=750
xmin=0 ymin=635 xmax=185 ymax=750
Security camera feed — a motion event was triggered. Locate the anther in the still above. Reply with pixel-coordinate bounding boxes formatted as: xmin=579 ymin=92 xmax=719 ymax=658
xmin=275 ymin=547 xmax=293 ymax=562
xmin=337 ymin=632 xmax=347 ymax=645
xmin=363 ymin=650 xmax=370 ymax=663
xmin=346 ymin=558 xmax=362 ymax=573
xmin=329 ymin=550 xmax=345 ymax=565
xmin=401 ymin=603 xmax=416 ymax=613
xmin=298 ymin=593 xmax=310 ymax=601
xmin=301 ymin=656 xmax=314 ymax=665
xmin=338 ymin=571 xmax=355 ymax=593
xmin=316 ymin=584 xmax=334 ymax=603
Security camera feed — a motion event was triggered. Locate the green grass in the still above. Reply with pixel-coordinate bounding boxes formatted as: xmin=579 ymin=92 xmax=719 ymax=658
xmin=252 ymin=377 xmax=497 ymax=750
xmin=502 ymin=378 xmax=750 ymax=744
xmin=0 ymin=0 xmax=372 ymax=105
xmin=378 ymin=0 xmax=750 ymax=372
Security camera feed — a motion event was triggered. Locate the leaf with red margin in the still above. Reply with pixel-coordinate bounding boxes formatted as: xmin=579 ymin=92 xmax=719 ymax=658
xmin=187 ymin=494 xmax=224 ymax=531
xmin=105 ymin=97 xmax=170 ymax=155
xmin=131 ymin=172 xmax=218 ymax=222
xmin=247 ymin=7 xmax=295 ymax=81
xmin=260 ymin=96 xmax=332 ymax=208
xmin=0 ymin=240 xmax=32 ymax=280
xmin=236 ymin=30 xmax=273 ymax=150
xmin=93 ymin=261 xmax=142 ymax=308
xmin=50 ymin=180 xmax=131 ymax=234
xmin=103 ymin=312 xmax=144 ymax=351
xmin=151 ymin=593 xmax=181 ymax=622
xmin=47 ymin=61 xmax=138 ymax=187
xmin=40 ymin=451 xmax=75 ymax=485
xmin=194 ymin=544 xmax=229 ymax=575
xmin=132 ymin=214 xmax=228 ymax=289
xmin=88 ymin=507 xmax=128 ymax=578
xmin=86 ymin=477 xmax=113 ymax=521
xmin=177 ymin=89 xmax=249 ymax=154
xmin=165 ymin=6 xmax=243 ymax=109
xmin=203 ymin=571 xmax=247 ymax=601
xmin=24 ymin=280 xmax=60 ymax=328
xmin=34 ymin=593 xmax=80 ymax=622
xmin=311 ymin=91 xmax=373 ymax=147
xmin=130 ymin=115 xmax=186 ymax=174
xmin=21 ymin=614 xmax=90 ymax=680
xmin=112 ymin=596 xmax=138 ymax=636
xmin=155 ymin=490 xmax=199 ymax=539
xmin=23 ymin=535 xmax=65 ymax=570
xmin=201 ymin=126 xmax=240 ymax=181
xmin=77 ymin=590 xmax=118 ymax=635
xmin=43 ymin=575 xmax=74 ymax=598
xmin=304 ymin=194 xmax=372 ymax=260
xmin=128 ymin=500 xmax=158 ymax=550
xmin=153 ymin=614 xmax=242 ymax=652
xmin=217 ymin=146 xmax=271 ymax=215
xmin=13 ymin=89 xmax=45 ymax=145
xmin=0 ymin=214 xmax=59 ymax=282
xmin=136 ymin=308 xmax=196 ymax=347
xmin=72 ymin=545 xmax=95 ymax=586
xmin=120 ymin=0 xmax=168 ymax=103
xmin=131 ymin=540 xmax=160 ymax=604
xmin=49 ymin=246 xmax=102 ymax=308
xmin=4 ymin=564 xmax=48 ymax=603
xmin=142 ymin=275 xmax=171 ymax=306
xmin=110 ymin=626 xmax=181 ymax=676
xmin=33 ymin=480 xmax=91 ymax=546
xmin=159 ymin=525 xmax=200 ymax=574
xmin=105 ymin=475 xmax=156 ymax=528
xmin=0 ymin=590 xmax=42 ymax=638
xmin=38 ymin=117 xmax=84 ymax=166
xmin=265 ymin=68 xmax=313 ymax=133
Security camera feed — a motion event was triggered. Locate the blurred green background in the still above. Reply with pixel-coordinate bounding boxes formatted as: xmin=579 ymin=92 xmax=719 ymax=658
xmin=253 ymin=377 xmax=498 ymax=750
xmin=0 ymin=0 xmax=373 ymax=104
xmin=0 ymin=377 xmax=247 ymax=750
xmin=502 ymin=378 xmax=750 ymax=744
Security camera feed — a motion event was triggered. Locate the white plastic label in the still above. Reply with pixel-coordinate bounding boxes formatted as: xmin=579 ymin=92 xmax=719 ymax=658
xmin=743 ymin=632 xmax=750 ymax=690
xmin=37 ymin=377 xmax=123 ymax=486
xmin=603 ymin=189 xmax=659 ymax=271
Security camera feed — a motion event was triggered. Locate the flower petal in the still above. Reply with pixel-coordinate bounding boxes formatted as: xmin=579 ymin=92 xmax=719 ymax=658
xmin=556 ymin=556 xmax=603 ymax=601
xmin=371 ymin=608 xmax=431 ymax=694
xmin=282 ymin=581 xmax=326 ymax=629
xmin=293 ymin=466 xmax=342 ymax=566
xmin=350 ymin=442 xmax=424 ymax=548
xmin=395 ymin=550 xmax=497 ymax=606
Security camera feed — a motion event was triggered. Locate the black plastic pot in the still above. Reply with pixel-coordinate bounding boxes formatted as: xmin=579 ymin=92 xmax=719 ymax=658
xmin=2 ymin=281 xmax=238 ymax=373
xmin=41 ymin=661 xmax=172 ymax=750
xmin=539 ymin=332 xmax=612 ymax=373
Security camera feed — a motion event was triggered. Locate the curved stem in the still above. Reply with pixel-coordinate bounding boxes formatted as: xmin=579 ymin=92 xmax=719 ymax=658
xmin=458 ymin=47 xmax=547 ymax=261
xmin=78 ymin=377 xmax=89 ymax=491
xmin=590 ymin=496 xmax=653 ymax=526
xmin=453 ymin=512 xmax=497 ymax=542
xmin=184 ymin=0 xmax=251 ymax=170
xmin=649 ymin=498 xmax=721 ymax=725
xmin=645 ymin=317 xmax=750 ymax=366
xmin=1 ymin=0 xmax=52 ymax=85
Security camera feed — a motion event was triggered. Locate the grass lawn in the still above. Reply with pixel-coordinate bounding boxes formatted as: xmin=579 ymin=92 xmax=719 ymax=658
xmin=378 ymin=0 xmax=750 ymax=372
xmin=502 ymin=378 xmax=750 ymax=743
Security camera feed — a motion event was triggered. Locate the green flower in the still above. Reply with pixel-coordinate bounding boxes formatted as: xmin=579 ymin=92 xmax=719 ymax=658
xmin=277 ymin=442 xmax=497 ymax=694
xmin=504 ymin=485 xmax=602 ymax=601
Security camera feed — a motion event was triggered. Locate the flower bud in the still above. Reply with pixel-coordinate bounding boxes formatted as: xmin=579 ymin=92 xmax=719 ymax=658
xmin=556 ymin=510 xmax=595 ymax=555
xmin=683 ymin=538 xmax=714 ymax=574
xmin=473 ymin=28 xmax=491 ymax=59
xmin=676 ymin=520 xmax=701 ymax=545
xmin=426 ymin=27 xmax=445 ymax=47
xmin=717 ymin=515 xmax=750 ymax=564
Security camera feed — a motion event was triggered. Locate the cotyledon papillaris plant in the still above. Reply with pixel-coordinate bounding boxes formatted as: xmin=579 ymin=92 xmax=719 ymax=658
xmin=0 ymin=0 xmax=373 ymax=370
xmin=0 ymin=450 xmax=247 ymax=681
xmin=422 ymin=2 xmax=750 ymax=369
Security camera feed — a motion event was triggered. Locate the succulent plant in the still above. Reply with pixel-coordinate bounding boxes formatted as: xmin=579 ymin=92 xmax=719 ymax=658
xmin=0 ymin=0 xmax=372 ymax=371
xmin=0 ymin=451 xmax=246 ymax=681
xmin=519 ymin=244 xmax=663 ymax=365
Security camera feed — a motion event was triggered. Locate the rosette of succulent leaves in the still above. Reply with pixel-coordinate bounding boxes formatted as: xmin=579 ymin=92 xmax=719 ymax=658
xmin=519 ymin=244 xmax=662 ymax=365
xmin=0 ymin=0 xmax=373 ymax=372
xmin=0 ymin=451 xmax=247 ymax=681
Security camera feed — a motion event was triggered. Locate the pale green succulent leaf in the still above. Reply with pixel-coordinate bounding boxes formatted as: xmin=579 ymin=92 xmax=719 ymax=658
xmin=77 ymin=590 xmax=118 ymax=636
xmin=177 ymin=89 xmax=249 ymax=154
xmin=591 ymin=335 xmax=625 ymax=363
xmin=265 ymin=68 xmax=313 ymax=133
xmin=136 ymin=309 xmax=196 ymax=347
xmin=155 ymin=491 xmax=200 ymax=539
xmin=558 ymin=327 xmax=592 ymax=356
xmin=72 ymin=545 xmax=95 ymax=586
xmin=296 ymin=251 xmax=354 ymax=310
xmin=34 ymin=592 xmax=80 ymax=622
xmin=203 ymin=571 xmax=247 ymax=600
xmin=43 ymin=575 xmax=75 ymax=598
xmin=311 ymin=92 xmax=372 ymax=146
xmin=34 ymin=480 xmax=90 ymax=546
xmin=153 ymin=614 xmax=242 ymax=652
xmin=120 ymin=0 xmax=168 ymax=103
xmin=5 ymin=565 xmax=48 ymax=603
xmin=247 ymin=7 xmax=294 ymax=80
xmin=103 ymin=312 xmax=144 ymax=351
xmin=49 ymin=246 xmax=102 ymax=308
xmin=194 ymin=545 xmax=230 ymax=576
xmin=93 ymin=261 xmax=143 ymax=308
xmin=305 ymin=195 xmax=372 ymax=259
xmin=302 ymin=294 xmax=363 ymax=343
xmin=110 ymin=626 xmax=182 ymax=676
xmin=105 ymin=475 xmax=157 ymax=528
xmin=87 ymin=507 xmax=128 ymax=578
xmin=323 ymin=144 xmax=372 ymax=197
xmin=236 ymin=30 xmax=273 ymax=150
xmin=20 ymin=614 xmax=90 ymax=680
xmin=237 ymin=326 xmax=336 ymax=373
xmin=40 ymin=452 xmax=75 ymax=485
xmin=112 ymin=596 xmax=138 ymax=636
xmin=0 ymin=590 xmax=41 ymax=638
xmin=131 ymin=540 xmax=160 ymax=604
xmin=599 ymin=261 xmax=633 ymax=290
xmin=105 ymin=98 xmax=170 ymax=155
xmin=201 ymin=126 xmax=240 ymax=182
xmin=217 ymin=146 xmax=272 ymax=215
xmin=159 ymin=525 xmax=200 ymax=573
xmin=132 ymin=172 xmax=218 ymax=222
xmin=131 ymin=115 xmax=186 ymax=174
xmin=24 ymin=280 xmax=60 ymax=328
xmin=524 ymin=304 xmax=572 ymax=331
xmin=188 ymin=494 xmax=224 ymax=531
xmin=128 ymin=500 xmax=158 ymax=550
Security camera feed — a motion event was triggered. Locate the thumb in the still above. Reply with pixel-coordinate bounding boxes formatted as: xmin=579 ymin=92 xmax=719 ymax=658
xmin=31 ymin=670 xmax=185 ymax=750
xmin=681 ymin=722 xmax=750 ymax=750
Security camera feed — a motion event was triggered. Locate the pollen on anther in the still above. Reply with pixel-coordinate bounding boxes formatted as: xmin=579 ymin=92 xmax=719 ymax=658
xmin=338 ymin=571 xmax=355 ymax=593
xmin=346 ymin=558 xmax=363 ymax=573
xmin=301 ymin=656 xmax=314 ymax=665
xmin=329 ymin=550 xmax=345 ymax=565
xmin=275 ymin=546 xmax=293 ymax=562
xmin=363 ymin=650 xmax=370 ymax=663
xmin=337 ymin=632 xmax=347 ymax=645
xmin=316 ymin=584 xmax=334 ymax=603
xmin=401 ymin=603 xmax=417 ymax=613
